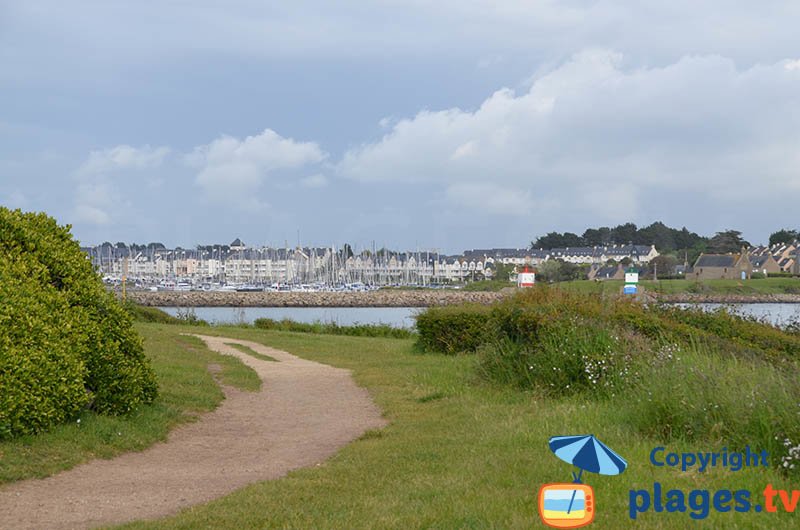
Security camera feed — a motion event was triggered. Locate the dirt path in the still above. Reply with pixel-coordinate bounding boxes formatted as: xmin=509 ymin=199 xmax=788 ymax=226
xmin=0 ymin=334 xmax=386 ymax=529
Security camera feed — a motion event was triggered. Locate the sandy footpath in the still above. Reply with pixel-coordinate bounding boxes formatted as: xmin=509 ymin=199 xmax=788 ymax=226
xmin=0 ymin=334 xmax=386 ymax=529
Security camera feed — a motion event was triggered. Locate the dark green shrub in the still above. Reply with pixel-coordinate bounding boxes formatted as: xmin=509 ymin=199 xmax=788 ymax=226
xmin=414 ymin=304 xmax=493 ymax=354
xmin=0 ymin=256 xmax=89 ymax=438
xmin=253 ymin=317 xmax=413 ymax=339
xmin=124 ymin=303 xmax=182 ymax=324
xmin=0 ymin=208 xmax=157 ymax=438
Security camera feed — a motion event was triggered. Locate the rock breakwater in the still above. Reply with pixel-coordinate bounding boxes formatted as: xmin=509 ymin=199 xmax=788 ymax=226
xmin=654 ymin=293 xmax=800 ymax=304
xmin=125 ymin=289 xmax=511 ymax=307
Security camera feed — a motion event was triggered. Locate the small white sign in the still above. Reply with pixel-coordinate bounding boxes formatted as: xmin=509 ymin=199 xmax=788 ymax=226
xmin=517 ymin=272 xmax=536 ymax=287
xmin=625 ymin=272 xmax=639 ymax=284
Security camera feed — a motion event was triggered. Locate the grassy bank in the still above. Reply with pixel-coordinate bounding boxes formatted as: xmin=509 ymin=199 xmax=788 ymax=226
xmin=559 ymin=277 xmax=800 ymax=295
xmin=111 ymin=321 xmax=798 ymax=529
xmin=0 ymin=326 xmax=257 ymax=484
xmin=6 ymin=297 xmax=800 ymax=528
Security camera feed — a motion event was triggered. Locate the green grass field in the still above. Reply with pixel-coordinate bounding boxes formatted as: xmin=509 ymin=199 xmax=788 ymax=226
xmin=5 ymin=321 xmax=799 ymax=528
xmin=120 ymin=325 xmax=797 ymax=529
xmin=559 ymin=277 xmax=800 ymax=295
xmin=460 ymin=277 xmax=800 ymax=295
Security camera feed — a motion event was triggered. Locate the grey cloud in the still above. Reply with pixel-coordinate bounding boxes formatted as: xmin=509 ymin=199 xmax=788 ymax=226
xmin=339 ymin=51 xmax=800 ymax=224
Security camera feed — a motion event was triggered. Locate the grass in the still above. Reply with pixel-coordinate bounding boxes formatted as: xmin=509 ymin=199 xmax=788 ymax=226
xmin=559 ymin=277 xmax=800 ymax=295
xmin=253 ymin=317 xmax=414 ymax=339
xmin=462 ymin=279 xmax=514 ymax=291
xmin=6 ymin=302 xmax=800 ymax=528
xmin=224 ymin=342 xmax=278 ymax=362
xmin=110 ymin=324 xmax=798 ymax=529
xmin=0 ymin=325 xmax=258 ymax=484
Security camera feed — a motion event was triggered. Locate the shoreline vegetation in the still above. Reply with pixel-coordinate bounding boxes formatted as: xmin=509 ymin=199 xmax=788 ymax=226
xmin=122 ymin=277 xmax=800 ymax=307
xmin=6 ymin=290 xmax=797 ymax=528
xmin=5 ymin=288 xmax=800 ymax=527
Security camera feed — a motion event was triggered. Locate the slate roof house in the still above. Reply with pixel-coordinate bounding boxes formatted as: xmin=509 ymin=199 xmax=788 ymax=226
xmin=689 ymin=250 xmax=751 ymax=280
xmin=749 ymin=254 xmax=780 ymax=276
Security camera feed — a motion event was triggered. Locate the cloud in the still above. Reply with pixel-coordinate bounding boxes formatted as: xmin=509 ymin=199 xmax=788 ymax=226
xmin=300 ymin=173 xmax=328 ymax=188
xmin=339 ymin=50 xmax=800 ymax=220
xmin=187 ymin=129 xmax=327 ymax=207
xmin=73 ymin=203 xmax=110 ymax=225
xmin=6 ymin=1 xmax=800 ymax=71
xmin=1 ymin=190 xmax=29 ymax=209
xmin=77 ymin=145 xmax=170 ymax=176
xmin=71 ymin=182 xmax=117 ymax=225
xmin=72 ymin=144 xmax=168 ymax=226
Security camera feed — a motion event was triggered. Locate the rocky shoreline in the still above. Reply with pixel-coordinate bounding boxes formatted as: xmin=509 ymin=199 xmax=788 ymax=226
xmin=122 ymin=289 xmax=800 ymax=307
xmin=653 ymin=293 xmax=800 ymax=304
xmin=125 ymin=289 xmax=511 ymax=307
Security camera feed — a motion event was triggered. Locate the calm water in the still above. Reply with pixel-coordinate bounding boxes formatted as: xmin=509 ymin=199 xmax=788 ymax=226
xmin=159 ymin=306 xmax=420 ymax=328
xmin=160 ymin=303 xmax=800 ymax=328
xmin=674 ymin=303 xmax=800 ymax=328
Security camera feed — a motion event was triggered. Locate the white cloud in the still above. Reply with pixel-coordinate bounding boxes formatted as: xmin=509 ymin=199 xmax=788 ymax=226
xmin=300 ymin=173 xmax=329 ymax=188
xmin=339 ymin=50 xmax=800 ymax=219
xmin=73 ymin=203 xmax=110 ymax=225
xmin=187 ymin=129 xmax=327 ymax=207
xmin=71 ymin=182 xmax=117 ymax=225
xmin=78 ymin=145 xmax=170 ymax=176
xmin=446 ymin=184 xmax=534 ymax=214
xmin=1 ymin=190 xmax=29 ymax=209
xmin=72 ymin=145 xmax=167 ymax=226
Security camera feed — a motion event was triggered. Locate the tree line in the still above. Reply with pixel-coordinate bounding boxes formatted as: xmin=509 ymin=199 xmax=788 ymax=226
xmin=533 ymin=222 xmax=800 ymax=259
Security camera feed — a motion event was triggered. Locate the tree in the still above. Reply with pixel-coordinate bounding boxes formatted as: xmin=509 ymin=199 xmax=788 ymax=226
xmin=769 ymin=229 xmax=798 ymax=247
xmin=558 ymin=261 xmax=584 ymax=281
xmin=648 ymin=255 xmax=678 ymax=277
xmin=582 ymin=227 xmax=612 ymax=246
xmin=537 ymin=260 xmax=562 ymax=282
xmin=532 ymin=231 xmax=584 ymax=249
xmin=707 ymin=230 xmax=750 ymax=254
xmin=493 ymin=263 xmax=513 ymax=282
xmin=610 ymin=223 xmax=638 ymax=244
xmin=638 ymin=222 xmax=676 ymax=251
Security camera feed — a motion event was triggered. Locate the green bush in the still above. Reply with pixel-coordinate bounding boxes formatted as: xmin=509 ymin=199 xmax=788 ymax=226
xmin=0 ymin=208 xmax=157 ymax=439
xmin=414 ymin=304 xmax=493 ymax=354
xmin=253 ymin=318 xmax=413 ymax=339
xmin=124 ymin=303 xmax=183 ymax=324
xmin=417 ymin=285 xmax=800 ymax=473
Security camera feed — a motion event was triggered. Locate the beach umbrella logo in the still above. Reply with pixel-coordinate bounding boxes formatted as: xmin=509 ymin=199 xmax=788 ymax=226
xmin=538 ymin=434 xmax=627 ymax=528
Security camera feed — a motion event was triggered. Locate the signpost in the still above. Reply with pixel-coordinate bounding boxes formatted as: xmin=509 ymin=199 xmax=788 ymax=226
xmin=623 ymin=266 xmax=638 ymax=295
xmin=517 ymin=265 xmax=536 ymax=288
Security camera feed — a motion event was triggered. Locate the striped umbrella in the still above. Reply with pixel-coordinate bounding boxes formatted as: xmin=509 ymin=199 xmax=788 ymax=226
xmin=548 ymin=434 xmax=627 ymax=515
xmin=549 ymin=434 xmax=628 ymax=480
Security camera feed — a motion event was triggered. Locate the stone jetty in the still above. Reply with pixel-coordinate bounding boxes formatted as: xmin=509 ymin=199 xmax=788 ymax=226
xmin=125 ymin=289 xmax=512 ymax=307
xmin=654 ymin=293 xmax=800 ymax=304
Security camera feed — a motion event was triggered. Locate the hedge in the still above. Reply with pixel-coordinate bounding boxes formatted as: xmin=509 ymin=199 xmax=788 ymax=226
xmin=414 ymin=304 xmax=493 ymax=354
xmin=0 ymin=208 xmax=158 ymax=439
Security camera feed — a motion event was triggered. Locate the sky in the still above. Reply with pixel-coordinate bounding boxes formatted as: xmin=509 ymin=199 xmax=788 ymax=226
xmin=2 ymin=2 xmax=800 ymax=253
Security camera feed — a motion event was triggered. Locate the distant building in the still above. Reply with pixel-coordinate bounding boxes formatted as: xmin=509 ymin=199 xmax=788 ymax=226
xmin=549 ymin=244 xmax=658 ymax=264
xmin=689 ymin=250 xmax=751 ymax=280
xmin=587 ymin=264 xmax=625 ymax=281
xmin=749 ymin=254 xmax=780 ymax=276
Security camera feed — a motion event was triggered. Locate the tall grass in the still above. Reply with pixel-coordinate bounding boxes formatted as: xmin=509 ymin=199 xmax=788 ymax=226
xmin=417 ymin=286 xmax=800 ymax=474
xmin=619 ymin=340 xmax=800 ymax=472
xmin=252 ymin=317 xmax=414 ymax=339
